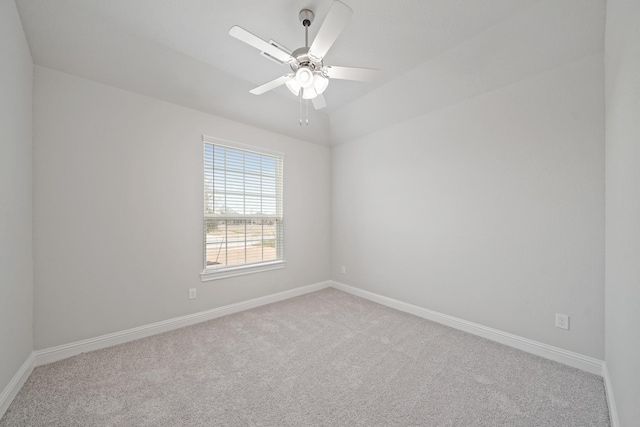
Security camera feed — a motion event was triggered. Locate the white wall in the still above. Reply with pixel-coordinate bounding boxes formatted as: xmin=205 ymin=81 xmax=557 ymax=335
xmin=0 ymin=0 xmax=34 ymax=397
xmin=32 ymin=66 xmax=331 ymax=350
xmin=331 ymin=54 xmax=605 ymax=358
xmin=605 ymin=0 xmax=640 ymax=424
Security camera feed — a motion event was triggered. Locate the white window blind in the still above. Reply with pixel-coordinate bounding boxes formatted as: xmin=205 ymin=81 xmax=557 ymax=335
xmin=203 ymin=139 xmax=284 ymax=276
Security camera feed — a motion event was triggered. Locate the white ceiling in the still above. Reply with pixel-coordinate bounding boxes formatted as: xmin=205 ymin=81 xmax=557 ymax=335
xmin=15 ymin=0 xmax=603 ymax=145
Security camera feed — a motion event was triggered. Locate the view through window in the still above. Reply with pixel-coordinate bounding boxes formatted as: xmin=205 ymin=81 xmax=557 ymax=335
xmin=203 ymin=139 xmax=283 ymax=274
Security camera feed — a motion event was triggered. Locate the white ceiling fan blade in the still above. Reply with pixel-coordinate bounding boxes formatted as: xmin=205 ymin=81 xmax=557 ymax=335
xmin=309 ymin=1 xmax=353 ymax=60
xmin=250 ymin=74 xmax=293 ymax=95
xmin=229 ymin=26 xmax=293 ymax=64
xmin=324 ymin=65 xmax=379 ymax=81
xmin=312 ymin=93 xmax=327 ymax=110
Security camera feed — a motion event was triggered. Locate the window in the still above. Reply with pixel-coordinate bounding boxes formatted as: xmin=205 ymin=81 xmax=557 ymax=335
xmin=201 ymin=137 xmax=284 ymax=280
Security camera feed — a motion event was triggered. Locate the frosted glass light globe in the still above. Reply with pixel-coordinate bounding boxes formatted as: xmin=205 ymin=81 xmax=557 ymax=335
xmin=285 ymin=78 xmax=300 ymax=96
xmin=302 ymin=87 xmax=318 ymax=99
xmin=313 ymin=74 xmax=329 ymax=94
xmin=295 ymin=67 xmax=314 ymax=89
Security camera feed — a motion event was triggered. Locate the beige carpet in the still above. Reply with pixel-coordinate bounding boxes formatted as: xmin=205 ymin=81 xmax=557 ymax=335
xmin=1 ymin=288 xmax=609 ymax=426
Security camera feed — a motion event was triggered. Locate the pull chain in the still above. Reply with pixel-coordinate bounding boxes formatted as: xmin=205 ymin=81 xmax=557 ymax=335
xmin=299 ymin=91 xmax=303 ymax=126
xmin=299 ymin=93 xmax=310 ymax=126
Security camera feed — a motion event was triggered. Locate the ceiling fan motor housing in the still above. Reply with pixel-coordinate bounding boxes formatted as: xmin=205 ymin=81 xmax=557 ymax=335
xmin=289 ymin=47 xmax=324 ymax=75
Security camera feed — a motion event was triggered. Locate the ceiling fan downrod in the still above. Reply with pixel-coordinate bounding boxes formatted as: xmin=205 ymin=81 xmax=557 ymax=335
xmin=298 ymin=9 xmax=314 ymax=126
xmin=299 ymin=9 xmax=314 ymax=48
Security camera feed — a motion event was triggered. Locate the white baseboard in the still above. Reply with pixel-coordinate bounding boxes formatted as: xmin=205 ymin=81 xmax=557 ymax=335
xmin=35 ymin=281 xmax=330 ymax=366
xmin=602 ymin=362 xmax=620 ymax=427
xmin=0 ymin=352 xmax=35 ymax=420
xmin=5 ymin=280 xmax=614 ymax=423
xmin=331 ymin=281 xmax=604 ymax=376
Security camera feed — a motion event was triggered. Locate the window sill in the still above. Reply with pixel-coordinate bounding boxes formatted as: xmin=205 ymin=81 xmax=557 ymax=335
xmin=200 ymin=260 xmax=286 ymax=282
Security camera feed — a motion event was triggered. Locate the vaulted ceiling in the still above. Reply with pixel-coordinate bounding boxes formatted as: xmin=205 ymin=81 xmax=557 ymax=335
xmin=16 ymin=0 xmax=604 ymax=145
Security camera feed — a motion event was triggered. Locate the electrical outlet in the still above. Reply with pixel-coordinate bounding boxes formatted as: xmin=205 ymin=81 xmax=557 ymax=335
xmin=341 ymin=266 xmax=346 ymax=274
xmin=555 ymin=313 xmax=569 ymax=330
xmin=189 ymin=288 xmax=197 ymax=300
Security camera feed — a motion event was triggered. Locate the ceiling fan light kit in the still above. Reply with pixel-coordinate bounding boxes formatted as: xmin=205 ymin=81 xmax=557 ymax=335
xmin=285 ymin=77 xmax=300 ymax=96
xmin=229 ymin=1 xmax=379 ymax=124
xmin=313 ymin=74 xmax=329 ymax=94
xmin=295 ymin=67 xmax=314 ymax=88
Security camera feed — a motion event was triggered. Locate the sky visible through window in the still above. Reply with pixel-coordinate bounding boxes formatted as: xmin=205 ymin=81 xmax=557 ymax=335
xmin=204 ymin=144 xmax=278 ymax=216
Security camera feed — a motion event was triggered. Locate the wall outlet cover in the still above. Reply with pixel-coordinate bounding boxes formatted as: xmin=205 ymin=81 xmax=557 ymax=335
xmin=555 ymin=313 xmax=569 ymax=330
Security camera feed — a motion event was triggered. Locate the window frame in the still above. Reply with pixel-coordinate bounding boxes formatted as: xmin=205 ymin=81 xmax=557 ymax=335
xmin=200 ymin=136 xmax=285 ymax=282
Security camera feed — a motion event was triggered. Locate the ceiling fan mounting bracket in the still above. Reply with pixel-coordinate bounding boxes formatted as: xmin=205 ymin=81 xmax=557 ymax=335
xmin=298 ymin=9 xmax=314 ymax=27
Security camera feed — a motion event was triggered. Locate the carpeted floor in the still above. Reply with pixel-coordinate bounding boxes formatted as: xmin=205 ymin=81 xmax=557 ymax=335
xmin=1 ymin=288 xmax=609 ymax=426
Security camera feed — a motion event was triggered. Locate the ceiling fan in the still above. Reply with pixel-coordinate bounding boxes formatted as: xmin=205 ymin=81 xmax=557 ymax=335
xmin=229 ymin=1 xmax=378 ymax=113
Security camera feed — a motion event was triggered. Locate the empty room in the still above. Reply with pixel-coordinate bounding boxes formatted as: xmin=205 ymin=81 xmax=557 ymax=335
xmin=1 ymin=0 xmax=638 ymax=425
